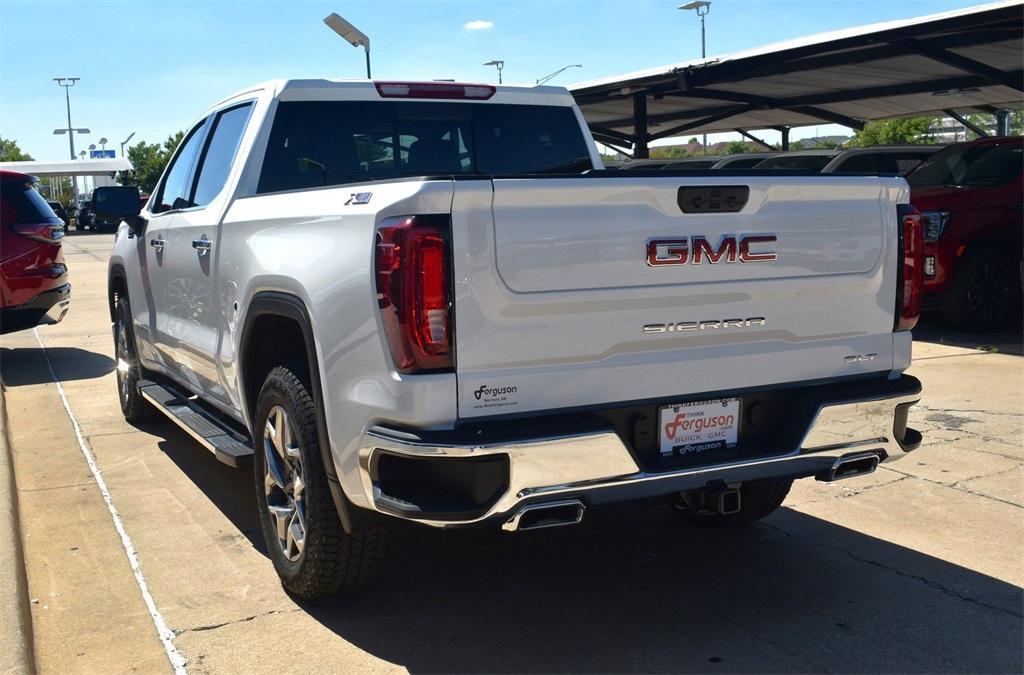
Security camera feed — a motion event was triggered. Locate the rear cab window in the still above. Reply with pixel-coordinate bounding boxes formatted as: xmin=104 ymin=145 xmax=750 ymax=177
xmin=256 ymin=100 xmax=592 ymax=193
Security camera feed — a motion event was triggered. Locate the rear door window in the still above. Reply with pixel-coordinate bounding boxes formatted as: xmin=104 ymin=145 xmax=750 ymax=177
xmin=192 ymin=103 xmax=254 ymax=207
xmin=257 ymin=101 xmax=592 ymax=193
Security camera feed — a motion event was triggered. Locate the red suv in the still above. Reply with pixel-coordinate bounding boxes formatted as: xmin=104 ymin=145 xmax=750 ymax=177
xmin=1 ymin=171 xmax=71 ymax=334
xmin=907 ymin=136 xmax=1023 ymax=331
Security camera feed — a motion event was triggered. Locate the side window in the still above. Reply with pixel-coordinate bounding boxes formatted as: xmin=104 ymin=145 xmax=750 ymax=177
xmin=192 ymin=103 xmax=254 ymax=207
xmin=154 ymin=122 xmax=208 ymax=214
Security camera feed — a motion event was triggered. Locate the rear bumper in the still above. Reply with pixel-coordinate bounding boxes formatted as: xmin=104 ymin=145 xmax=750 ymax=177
xmin=1 ymin=283 xmax=71 ymax=334
xmin=356 ymin=375 xmax=922 ymax=529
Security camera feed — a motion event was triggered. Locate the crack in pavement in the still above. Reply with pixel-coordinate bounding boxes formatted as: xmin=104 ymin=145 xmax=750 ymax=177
xmin=175 ymin=608 xmax=303 ymax=635
xmin=18 ymin=481 xmax=96 ymax=493
xmin=913 ymin=404 xmax=1024 ymax=420
xmin=788 ymin=475 xmax=910 ymax=507
xmin=879 ymin=465 xmax=1024 ymax=511
xmin=760 ymin=522 xmax=1023 ymax=620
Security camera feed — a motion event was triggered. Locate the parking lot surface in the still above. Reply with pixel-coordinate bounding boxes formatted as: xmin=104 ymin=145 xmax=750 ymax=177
xmin=1 ymin=232 xmax=1021 ymax=673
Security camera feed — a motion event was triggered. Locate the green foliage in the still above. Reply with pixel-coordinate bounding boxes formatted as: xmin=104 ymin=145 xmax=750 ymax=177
xmin=118 ymin=131 xmax=185 ymax=193
xmin=651 ymin=146 xmax=692 ymax=159
xmin=724 ymin=140 xmax=748 ymax=155
xmin=850 ymin=116 xmax=936 ymax=146
xmin=688 ymin=137 xmax=699 ymax=144
xmin=789 ymin=140 xmax=806 ymax=151
xmin=0 ymin=137 xmax=33 ymax=161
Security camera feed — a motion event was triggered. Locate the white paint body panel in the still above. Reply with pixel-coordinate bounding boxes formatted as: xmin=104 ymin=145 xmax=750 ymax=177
xmin=109 ymin=78 xmax=914 ymax=510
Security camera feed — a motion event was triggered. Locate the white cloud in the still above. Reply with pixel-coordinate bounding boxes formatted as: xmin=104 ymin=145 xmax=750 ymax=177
xmin=464 ymin=20 xmax=494 ymax=30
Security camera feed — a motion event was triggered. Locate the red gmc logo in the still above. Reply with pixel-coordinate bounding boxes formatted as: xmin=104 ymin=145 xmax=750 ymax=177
xmin=646 ymin=235 xmax=778 ymax=266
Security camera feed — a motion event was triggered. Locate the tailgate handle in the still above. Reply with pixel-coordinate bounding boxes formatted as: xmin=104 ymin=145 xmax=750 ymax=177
xmin=677 ymin=186 xmax=749 ymax=214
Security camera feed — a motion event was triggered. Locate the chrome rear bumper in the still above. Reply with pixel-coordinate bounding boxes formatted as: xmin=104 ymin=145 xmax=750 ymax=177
xmin=357 ymin=376 xmax=922 ymax=528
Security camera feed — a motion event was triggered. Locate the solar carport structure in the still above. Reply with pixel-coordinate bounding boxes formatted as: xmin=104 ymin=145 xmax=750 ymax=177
xmin=570 ymin=0 xmax=1023 ymax=157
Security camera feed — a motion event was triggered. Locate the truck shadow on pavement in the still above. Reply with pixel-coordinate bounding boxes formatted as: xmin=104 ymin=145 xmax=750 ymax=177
xmin=914 ymin=312 xmax=1023 ymax=356
xmin=151 ymin=426 xmax=1023 ymax=673
xmin=0 ymin=347 xmax=115 ymax=386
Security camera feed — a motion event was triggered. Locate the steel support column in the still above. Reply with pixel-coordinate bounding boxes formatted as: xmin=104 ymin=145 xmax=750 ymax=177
xmin=995 ymin=109 xmax=1011 ymax=136
xmin=633 ymin=93 xmax=649 ymax=159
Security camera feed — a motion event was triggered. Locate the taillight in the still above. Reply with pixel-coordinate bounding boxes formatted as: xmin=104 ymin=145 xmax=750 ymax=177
xmin=13 ymin=222 xmax=64 ymax=244
xmin=895 ymin=204 xmax=923 ymax=331
xmin=375 ymin=215 xmax=453 ymax=373
xmin=374 ymin=81 xmax=495 ymax=100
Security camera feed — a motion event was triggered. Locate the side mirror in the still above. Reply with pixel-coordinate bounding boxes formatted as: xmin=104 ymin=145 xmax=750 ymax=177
xmin=92 ymin=185 xmax=144 ymax=234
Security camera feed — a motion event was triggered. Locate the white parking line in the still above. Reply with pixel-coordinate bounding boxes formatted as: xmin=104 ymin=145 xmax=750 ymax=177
xmin=33 ymin=328 xmax=187 ymax=674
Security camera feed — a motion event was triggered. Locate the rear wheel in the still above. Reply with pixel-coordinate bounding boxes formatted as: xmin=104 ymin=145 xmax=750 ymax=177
xmin=114 ymin=296 xmax=158 ymax=423
xmin=674 ymin=479 xmax=792 ymax=525
xmin=941 ymin=248 xmax=1019 ymax=332
xmin=253 ymin=365 xmax=387 ymax=599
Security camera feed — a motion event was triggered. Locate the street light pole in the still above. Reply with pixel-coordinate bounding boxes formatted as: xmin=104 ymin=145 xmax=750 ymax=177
xmin=54 ymin=77 xmax=87 ymax=207
xmin=536 ymin=64 xmax=582 ymax=85
xmin=483 ymin=60 xmax=504 ymax=84
xmin=120 ymin=132 xmax=136 ymax=158
xmin=679 ymin=2 xmax=711 ymax=155
xmin=323 ymin=13 xmax=372 ymax=78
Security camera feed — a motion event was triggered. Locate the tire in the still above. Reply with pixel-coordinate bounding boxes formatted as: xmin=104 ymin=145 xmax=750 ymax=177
xmin=114 ymin=296 xmax=158 ymax=423
xmin=941 ymin=248 xmax=1020 ymax=332
xmin=253 ymin=365 xmax=387 ymax=600
xmin=676 ymin=479 xmax=792 ymax=525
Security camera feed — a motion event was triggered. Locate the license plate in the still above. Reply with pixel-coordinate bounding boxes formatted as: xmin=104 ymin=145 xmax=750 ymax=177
xmin=659 ymin=398 xmax=740 ymax=457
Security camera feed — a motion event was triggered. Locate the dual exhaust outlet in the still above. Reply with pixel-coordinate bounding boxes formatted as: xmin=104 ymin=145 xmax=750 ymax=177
xmin=501 ymin=452 xmax=880 ymax=531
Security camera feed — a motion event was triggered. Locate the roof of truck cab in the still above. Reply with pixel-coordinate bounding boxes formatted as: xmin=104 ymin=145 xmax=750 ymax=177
xmin=210 ymin=79 xmax=578 ymax=109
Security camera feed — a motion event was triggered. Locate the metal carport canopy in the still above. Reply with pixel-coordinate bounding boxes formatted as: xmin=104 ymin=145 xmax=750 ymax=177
xmin=569 ymin=0 xmax=1023 ymax=154
xmin=0 ymin=158 xmax=133 ymax=177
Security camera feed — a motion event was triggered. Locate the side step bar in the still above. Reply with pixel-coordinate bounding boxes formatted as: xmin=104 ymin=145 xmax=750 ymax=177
xmin=138 ymin=380 xmax=253 ymax=468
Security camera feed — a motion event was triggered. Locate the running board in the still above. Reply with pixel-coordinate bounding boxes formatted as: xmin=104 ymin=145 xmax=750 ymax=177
xmin=138 ymin=380 xmax=253 ymax=468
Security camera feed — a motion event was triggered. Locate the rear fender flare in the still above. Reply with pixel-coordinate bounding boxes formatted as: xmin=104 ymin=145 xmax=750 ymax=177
xmin=239 ymin=291 xmax=353 ymax=532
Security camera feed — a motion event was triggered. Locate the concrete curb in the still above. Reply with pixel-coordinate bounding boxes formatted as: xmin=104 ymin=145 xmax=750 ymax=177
xmin=0 ymin=384 xmax=36 ymax=675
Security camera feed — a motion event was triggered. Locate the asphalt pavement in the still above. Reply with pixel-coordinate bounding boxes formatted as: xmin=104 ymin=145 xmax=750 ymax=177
xmin=1 ymin=231 xmax=1021 ymax=673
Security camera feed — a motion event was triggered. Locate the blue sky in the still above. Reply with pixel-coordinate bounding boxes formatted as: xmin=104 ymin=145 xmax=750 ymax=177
xmin=0 ymin=0 xmax=990 ymax=160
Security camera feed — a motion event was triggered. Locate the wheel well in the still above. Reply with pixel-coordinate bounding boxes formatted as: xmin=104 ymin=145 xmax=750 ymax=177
xmin=241 ymin=313 xmax=309 ymax=421
xmin=108 ymin=272 xmax=127 ymax=322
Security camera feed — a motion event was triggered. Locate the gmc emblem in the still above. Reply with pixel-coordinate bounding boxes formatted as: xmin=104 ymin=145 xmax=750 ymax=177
xmin=647 ymin=235 xmax=778 ymax=266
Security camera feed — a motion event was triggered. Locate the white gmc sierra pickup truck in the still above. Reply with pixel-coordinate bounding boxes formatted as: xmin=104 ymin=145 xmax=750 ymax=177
xmin=96 ymin=79 xmax=924 ymax=599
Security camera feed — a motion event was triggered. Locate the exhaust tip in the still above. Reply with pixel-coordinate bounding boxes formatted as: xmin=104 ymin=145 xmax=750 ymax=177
xmin=503 ymin=500 xmax=585 ymax=532
xmin=820 ymin=452 xmax=880 ymax=482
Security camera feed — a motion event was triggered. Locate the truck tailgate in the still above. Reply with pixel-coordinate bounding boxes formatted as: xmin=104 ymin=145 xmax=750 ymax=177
xmin=450 ymin=175 xmax=908 ymax=418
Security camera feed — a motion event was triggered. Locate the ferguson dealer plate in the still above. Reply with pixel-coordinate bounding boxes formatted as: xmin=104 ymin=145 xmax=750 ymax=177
xmin=659 ymin=398 xmax=740 ymax=457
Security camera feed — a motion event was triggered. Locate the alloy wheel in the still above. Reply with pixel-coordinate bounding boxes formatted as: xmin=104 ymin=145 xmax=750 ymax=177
xmin=966 ymin=261 xmax=1008 ymax=323
xmin=115 ymin=317 xmax=132 ymax=406
xmin=263 ymin=405 xmax=306 ymax=562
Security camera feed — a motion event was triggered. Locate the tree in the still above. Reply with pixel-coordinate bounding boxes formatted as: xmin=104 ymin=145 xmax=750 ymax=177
xmin=724 ymin=140 xmax=748 ymax=155
xmin=688 ymin=137 xmax=699 ymax=145
xmin=850 ymin=116 xmax=936 ymax=146
xmin=118 ymin=131 xmax=185 ymax=193
xmin=0 ymin=138 xmax=33 ymax=162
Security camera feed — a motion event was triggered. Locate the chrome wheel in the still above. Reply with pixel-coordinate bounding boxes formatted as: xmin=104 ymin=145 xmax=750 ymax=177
xmin=263 ymin=405 xmax=306 ymax=562
xmin=115 ymin=316 xmax=132 ymax=407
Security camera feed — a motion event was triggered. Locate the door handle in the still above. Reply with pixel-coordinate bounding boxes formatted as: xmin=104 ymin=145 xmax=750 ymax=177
xmin=192 ymin=237 xmax=212 ymax=256
xmin=150 ymin=238 xmax=165 ymax=250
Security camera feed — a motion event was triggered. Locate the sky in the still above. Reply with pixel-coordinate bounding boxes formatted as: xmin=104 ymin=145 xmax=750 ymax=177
xmin=0 ymin=0 xmax=995 ymax=161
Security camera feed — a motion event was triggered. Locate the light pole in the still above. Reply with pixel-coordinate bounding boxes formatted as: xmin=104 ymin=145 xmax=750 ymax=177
xmin=323 ymin=13 xmax=371 ymax=78
xmin=679 ymin=1 xmax=711 ymax=154
xmin=54 ymin=77 xmax=89 ymax=204
xmin=483 ymin=60 xmax=504 ymax=84
xmin=120 ymin=132 xmax=135 ymax=158
xmin=536 ymin=64 xmax=582 ymax=85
